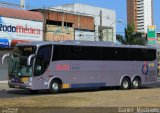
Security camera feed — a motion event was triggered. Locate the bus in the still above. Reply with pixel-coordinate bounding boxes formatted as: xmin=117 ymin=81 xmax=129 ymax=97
xmin=2 ymin=40 xmax=158 ymax=93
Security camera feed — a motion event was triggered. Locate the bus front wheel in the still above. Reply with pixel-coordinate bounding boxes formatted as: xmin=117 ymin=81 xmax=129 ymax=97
xmin=121 ymin=77 xmax=131 ymax=90
xmin=49 ymin=80 xmax=62 ymax=94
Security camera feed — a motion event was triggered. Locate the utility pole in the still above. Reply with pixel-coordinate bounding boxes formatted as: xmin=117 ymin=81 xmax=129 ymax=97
xmin=99 ymin=10 xmax=103 ymax=41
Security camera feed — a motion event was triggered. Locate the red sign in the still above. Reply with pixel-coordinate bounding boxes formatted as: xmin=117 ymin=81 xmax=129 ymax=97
xmin=11 ymin=40 xmax=31 ymax=46
xmin=55 ymin=64 xmax=70 ymax=71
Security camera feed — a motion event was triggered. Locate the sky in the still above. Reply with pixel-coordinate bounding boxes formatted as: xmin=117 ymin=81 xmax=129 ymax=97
xmin=0 ymin=0 xmax=160 ymax=35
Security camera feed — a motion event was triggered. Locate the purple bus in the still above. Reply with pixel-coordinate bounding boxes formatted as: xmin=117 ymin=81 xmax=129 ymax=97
xmin=2 ymin=41 xmax=157 ymax=93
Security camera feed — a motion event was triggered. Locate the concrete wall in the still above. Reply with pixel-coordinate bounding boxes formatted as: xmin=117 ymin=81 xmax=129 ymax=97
xmin=45 ymin=11 xmax=95 ymax=30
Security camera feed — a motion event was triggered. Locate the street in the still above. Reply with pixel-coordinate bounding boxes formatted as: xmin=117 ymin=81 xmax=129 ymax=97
xmin=0 ymin=80 xmax=160 ymax=99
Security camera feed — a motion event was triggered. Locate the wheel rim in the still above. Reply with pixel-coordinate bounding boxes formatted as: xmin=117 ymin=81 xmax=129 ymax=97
xmin=52 ymin=83 xmax=59 ymax=91
xmin=133 ymin=80 xmax=139 ymax=88
xmin=123 ymin=81 xmax=129 ymax=89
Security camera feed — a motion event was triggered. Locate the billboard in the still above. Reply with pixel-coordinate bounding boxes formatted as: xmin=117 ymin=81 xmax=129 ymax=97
xmin=147 ymin=25 xmax=156 ymax=45
xmin=0 ymin=17 xmax=43 ymax=47
xmin=45 ymin=25 xmax=74 ymax=41
xmin=75 ymin=30 xmax=95 ymax=41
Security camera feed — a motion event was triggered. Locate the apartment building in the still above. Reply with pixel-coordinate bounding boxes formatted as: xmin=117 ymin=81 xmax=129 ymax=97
xmin=127 ymin=0 xmax=153 ymax=33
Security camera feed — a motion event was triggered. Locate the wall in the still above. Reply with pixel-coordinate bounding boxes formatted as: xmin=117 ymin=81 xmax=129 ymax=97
xmin=46 ymin=11 xmax=94 ymax=31
xmin=44 ymin=10 xmax=95 ymax=41
xmin=45 ymin=25 xmax=74 ymax=41
xmin=54 ymin=3 xmax=116 ymax=42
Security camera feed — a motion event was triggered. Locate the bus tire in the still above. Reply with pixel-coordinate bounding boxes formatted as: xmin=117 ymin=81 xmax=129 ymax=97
xmin=132 ymin=77 xmax=141 ymax=89
xmin=49 ymin=80 xmax=62 ymax=94
xmin=121 ymin=77 xmax=131 ymax=90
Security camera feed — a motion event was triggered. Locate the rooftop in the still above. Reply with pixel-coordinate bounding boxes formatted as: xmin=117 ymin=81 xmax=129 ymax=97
xmin=0 ymin=7 xmax=44 ymax=21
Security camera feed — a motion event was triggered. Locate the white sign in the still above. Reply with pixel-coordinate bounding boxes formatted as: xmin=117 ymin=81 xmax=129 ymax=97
xmin=0 ymin=17 xmax=43 ymax=41
xmin=75 ymin=30 xmax=95 ymax=41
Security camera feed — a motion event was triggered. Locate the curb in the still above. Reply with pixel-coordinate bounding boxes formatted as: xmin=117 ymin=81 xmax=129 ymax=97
xmin=0 ymin=81 xmax=8 ymax=83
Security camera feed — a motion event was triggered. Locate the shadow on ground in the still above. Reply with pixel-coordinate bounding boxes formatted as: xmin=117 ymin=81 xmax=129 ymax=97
xmin=0 ymin=82 xmax=159 ymax=99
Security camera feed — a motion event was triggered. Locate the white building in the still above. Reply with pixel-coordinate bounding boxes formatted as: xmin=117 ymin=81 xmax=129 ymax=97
xmin=143 ymin=0 xmax=153 ymax=33
xmin=52 ymin=3 xmax=116 ymax=43
xmin=127 ymin=0 xmax=153 ymax=33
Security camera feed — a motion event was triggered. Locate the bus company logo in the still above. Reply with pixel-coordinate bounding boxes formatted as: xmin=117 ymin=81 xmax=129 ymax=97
xmin=0 ymin=23 xmax=41 ymax=35
xmin=142 ymin=64 xmax=148 ymax=75
xmin=55 ymin=64 xmax=70 ymax=71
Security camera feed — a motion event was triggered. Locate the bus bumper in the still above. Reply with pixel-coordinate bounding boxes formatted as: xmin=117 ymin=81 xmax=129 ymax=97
xmin=8 ymin=81 xmax=32 ymax=89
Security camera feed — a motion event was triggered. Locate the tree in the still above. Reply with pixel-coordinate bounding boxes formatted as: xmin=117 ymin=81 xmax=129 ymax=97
xmin=116 ymin=24 xmax=146 ymax=45
xmin=116 ymin=34 xmax=125 ymax=44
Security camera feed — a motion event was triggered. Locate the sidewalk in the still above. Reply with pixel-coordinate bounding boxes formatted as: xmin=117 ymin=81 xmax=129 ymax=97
xmin=0 ymin=81 xmax=8 ymax=84
xmin=0 ymin=81 xmax=8 ymax=90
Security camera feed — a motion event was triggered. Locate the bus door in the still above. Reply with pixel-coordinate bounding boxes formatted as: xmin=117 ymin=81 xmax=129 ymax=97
xmin=32 ymin=45 xmax=52 ymax=89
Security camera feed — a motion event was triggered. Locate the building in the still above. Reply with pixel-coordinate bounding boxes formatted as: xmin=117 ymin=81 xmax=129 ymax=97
xmin=33 ymin=9 xmax=95 ymax=42
xmin=157 ymin=32 xmax=160 ymax=44
xmin=127 ymin=0 xmax=153 ymax=33
xmin=0 ymin=7 xmax=44 ymax=48
xmin=53 ymin=3 xmax=116 ymax=42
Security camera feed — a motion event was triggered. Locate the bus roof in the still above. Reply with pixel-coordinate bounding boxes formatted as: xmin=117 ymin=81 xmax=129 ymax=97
xmin=16 ymin=40 xmax=156 ymax=49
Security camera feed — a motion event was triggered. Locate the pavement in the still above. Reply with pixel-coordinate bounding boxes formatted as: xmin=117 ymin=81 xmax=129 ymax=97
xmin=0 ymin=81 xmax=8 ymax=90
xmin=0 ymin=81 xmax=7 ymax=83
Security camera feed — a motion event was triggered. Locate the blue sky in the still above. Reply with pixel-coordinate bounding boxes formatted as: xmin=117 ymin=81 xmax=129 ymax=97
xmin=0 ymin=0 xmax=160 ymax=34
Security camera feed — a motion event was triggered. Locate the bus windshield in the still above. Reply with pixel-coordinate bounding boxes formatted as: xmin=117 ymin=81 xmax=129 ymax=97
xmin=9 ymin=46 xmax=37 ymax=77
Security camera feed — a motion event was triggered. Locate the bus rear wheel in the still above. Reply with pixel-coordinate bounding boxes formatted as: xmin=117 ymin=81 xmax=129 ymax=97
xmin=121 ymin=77 xmax=131 ymax=90
xmin=132 ymin=77 xmax=141 ymax=89
xmin=49 ymin=80 xmax=62 ymax=94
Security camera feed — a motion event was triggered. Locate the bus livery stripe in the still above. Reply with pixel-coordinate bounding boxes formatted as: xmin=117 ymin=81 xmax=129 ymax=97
xmin=62 ymin=84 xmax=70 ymax=89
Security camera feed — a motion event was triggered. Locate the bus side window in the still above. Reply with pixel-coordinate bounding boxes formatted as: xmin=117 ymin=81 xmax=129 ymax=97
xmin=52 ymin=45 xmax=70 ymax=61
xmin=70 ymin=46 xmax=85 ymax=60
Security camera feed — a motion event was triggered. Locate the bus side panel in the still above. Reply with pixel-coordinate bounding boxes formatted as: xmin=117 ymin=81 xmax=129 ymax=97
xmin=42 ymin=60 xmax=157 ymax=89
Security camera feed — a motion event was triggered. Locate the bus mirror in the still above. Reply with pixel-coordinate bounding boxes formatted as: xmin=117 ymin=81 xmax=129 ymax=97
xmin=1 ymin=53 xmax=10 ymax=64
xmin=27 ymin=54 xmax=36 ymax=66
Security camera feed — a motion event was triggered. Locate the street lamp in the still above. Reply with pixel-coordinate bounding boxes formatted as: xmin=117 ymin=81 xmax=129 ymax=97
xmin=109 ymin=19 xmax=122 ymax=27
xmin=105 ymin=19 xmax=122 ymax=42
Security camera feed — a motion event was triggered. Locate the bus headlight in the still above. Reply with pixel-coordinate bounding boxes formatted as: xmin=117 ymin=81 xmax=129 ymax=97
xmin=28 ymin=82 xmax=32 ymax=86
xmin=25 ymin=82 xmax=32 ymax=89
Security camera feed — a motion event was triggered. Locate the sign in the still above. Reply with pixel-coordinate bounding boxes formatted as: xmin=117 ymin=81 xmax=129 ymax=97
xmin=147 ymin=25 xmax=156 ymax=45
xmin=45 ymin=25 xmax=74 ymax=41
xmin=157 ymin=33 xmax=160 ymax=44
xmin=0 ymin=38 xmax=9 ymax=48
xmin=75 ymin=30 xmax=95 ymax=41
xmin=0 ymin=17 xmax=43 ymax=47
